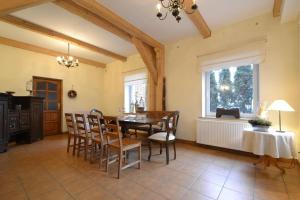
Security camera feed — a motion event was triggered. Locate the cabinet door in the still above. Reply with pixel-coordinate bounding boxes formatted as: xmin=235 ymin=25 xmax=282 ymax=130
xmin=20 ymin=111 xmax=30 ymax=130
xmin=0 ymin=100 xmax=8 ymax=152
xmin=30 ymin=100 xmax=43 ymax=142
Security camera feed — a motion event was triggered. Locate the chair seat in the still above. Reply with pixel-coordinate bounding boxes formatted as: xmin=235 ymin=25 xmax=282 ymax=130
xmin=110 ymin=138 xmax=141 ymax=151
xmin=134 ymin=124 xmax=162 ymax=133
xmin=92 ymin=136 xmax=101 ymax=143
xmin=78 ymin=133 xmax=87 ymax=138
xmin=148 ymin=132 xmax=175 ymax=141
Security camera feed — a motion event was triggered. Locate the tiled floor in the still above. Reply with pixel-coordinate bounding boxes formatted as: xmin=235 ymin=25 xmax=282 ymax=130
xmin=0 ymin=135 xmax=300 ymax=200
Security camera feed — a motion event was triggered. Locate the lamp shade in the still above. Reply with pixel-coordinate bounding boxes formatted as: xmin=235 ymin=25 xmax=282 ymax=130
xmin=267 ymin=100 xmax=295 ymax=112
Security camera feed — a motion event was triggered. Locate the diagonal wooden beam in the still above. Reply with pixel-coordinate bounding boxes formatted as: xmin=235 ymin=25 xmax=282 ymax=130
xmin=184 ymin=0 xmax=211 ymax=38
xmin=154 ymin=47 xmax=165 ymax=110
xmin=132 ymin=37 xmax=158 ymax=84
xmin=0 ymin=0 xmax=53 ymax=16
xmin=0 ymin=15 xmax=127 ymax=61
xmin=0 ymin=36 xmax=106 ymax=68
xmin=70 ymin=0 xmax=163 ymax=49
xmin=54 ymin=0 xmax=132 ymax=43
xmin=273 ymin=0 xmax=283 ymax=17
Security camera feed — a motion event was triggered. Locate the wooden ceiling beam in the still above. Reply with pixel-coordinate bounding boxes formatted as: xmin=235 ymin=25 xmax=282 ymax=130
xmin=0 ymin=15 xmax=127 ymax=61
xmin=273 ymin=0 xmax=283 ymax=17
xmin=0 ymin=0 xmax=53 ymax=16
xmin=132 ymin=37 xmax=158 ymax=84
xmin=54 ymin=0 xmax=132 ymax=43
xmin=184 ymin=0 xmax=211 ymax=38
xmin=0 ymin=36 xmax=106 ymax=68
xmin=70 ymin=0 xmax=163 ymax=49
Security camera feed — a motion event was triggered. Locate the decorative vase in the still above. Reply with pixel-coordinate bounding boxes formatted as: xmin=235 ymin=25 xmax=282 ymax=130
xmin=252 ymin=125 xmax=270 ymax=132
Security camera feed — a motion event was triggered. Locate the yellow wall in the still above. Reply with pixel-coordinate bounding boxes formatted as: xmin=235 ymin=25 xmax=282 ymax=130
xmin=102 ymin=54 xmax=147 ymax=115
xmin=0 ymin=45 xmax=105 ymax=131
xmin=0 ymin=12 xmax=299 ymax=151
xmin=105 ymin=14 xmax=300 ymax=150
xmin=165 ymin=13 xmax=299 ymax=145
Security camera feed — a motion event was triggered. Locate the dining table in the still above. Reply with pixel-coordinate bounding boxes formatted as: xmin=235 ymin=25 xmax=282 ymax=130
xmin=118 ymin=114 xmax=164 ymax=136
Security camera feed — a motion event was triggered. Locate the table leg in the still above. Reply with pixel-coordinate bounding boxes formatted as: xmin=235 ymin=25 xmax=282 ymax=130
xmin=254 ymin=155 xmax=286 ymax=174
xmin=148 ymin=124 xmax=153 ymax=136
xmin=273 ymin=158 xmax=285 ymax=174
xmin=120 ymin=123 xmax=128 ymax=138
xmin=254 ymin=156 xmax=265 ymax=166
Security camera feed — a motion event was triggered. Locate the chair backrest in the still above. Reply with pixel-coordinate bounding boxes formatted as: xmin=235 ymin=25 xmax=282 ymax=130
xmin=90 ymin=109 xmax=105 ymax=126
xmin=87 ymin=114 xmax=103 ymax=141
xmin=74 ymin=113 xmax=89 ymax=136
xmin=90 ymin=109 xmax=104 ymax=118
xmin=165 ymin=111 xmax=180 ymax=139
xmin=65 ymin=113 xmax=76 ymax=135
xmin=137 ymin=110 xmax=166 ymax=117
xmin=138 ymin=111 xmax=173 ymax=129
xmin=103 ymin=116 xmax=122 ymax=149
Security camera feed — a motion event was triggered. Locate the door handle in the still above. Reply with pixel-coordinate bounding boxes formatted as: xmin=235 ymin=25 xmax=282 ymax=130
xmin=57 ymin=103 xmax=61 ymax=110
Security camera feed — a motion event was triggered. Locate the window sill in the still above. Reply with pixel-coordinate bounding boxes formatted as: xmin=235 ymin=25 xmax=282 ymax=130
xmin=198 ymin=116 xmax=251 ymax=123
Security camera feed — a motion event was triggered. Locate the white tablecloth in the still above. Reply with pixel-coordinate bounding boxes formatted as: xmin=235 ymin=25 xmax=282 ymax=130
xmin=242 ymin=128 xmax=297 ymax=159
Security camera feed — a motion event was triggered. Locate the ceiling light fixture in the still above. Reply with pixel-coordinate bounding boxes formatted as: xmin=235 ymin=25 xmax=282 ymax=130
xmin=56 ymin=43 xmax=79 ymax=68
xmin=156 ymin=0 xmax=198 ymax=23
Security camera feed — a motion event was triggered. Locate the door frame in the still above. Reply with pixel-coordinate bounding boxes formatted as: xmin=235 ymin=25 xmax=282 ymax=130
xmin=32 ymin=76 xmax=63 ymax=134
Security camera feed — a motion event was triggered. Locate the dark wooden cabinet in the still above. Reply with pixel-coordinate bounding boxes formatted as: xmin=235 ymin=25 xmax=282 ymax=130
xmin=0 ymin=94 xmax=44 ymax=152
xmin=0 ymin=95 xmax=8 ymax=152
xmin=30 ymin=98 xmax=44 ymax=142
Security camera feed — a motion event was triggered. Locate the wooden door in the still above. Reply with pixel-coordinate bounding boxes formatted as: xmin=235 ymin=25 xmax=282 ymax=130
xmin=33 ymin=77 xmax=62 ymax=136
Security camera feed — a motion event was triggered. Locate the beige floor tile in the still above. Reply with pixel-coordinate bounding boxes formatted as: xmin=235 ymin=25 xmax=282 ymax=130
xmin=254 ymin=189 xmax=289 ymax=200
xmin=30 ymin=188 xmax=72 ymax=200
xmin=1 ymin=135 xmax=299 ymax=200
xmin=149 ymin=180 xmax=188 ymax=200
xmin=24 ymin=179 xmax=61 ymax=199
xmin=206 ymin=164 xmax=231 ymax=177
xmin=181 ymin=190 xmax=213 ymax=200
xmin=199 ymin=171 xmax=227 ymax=186
xmin=190 ymin=178 xmax=222 ymax=199
xmin=224 ymin=177 xmax=254 ymax=195
xmin=0 ymin=181 xmax=24 ymax=195
xmin=218 ymin=188 xmax=253 ymax=200
xmin=0 ymin=190 xmax=28 ymax=200
xmin=283 ymin=173 xmax=300 ymax=185
xmin=289 ymin=193 xmax=300 ymax=200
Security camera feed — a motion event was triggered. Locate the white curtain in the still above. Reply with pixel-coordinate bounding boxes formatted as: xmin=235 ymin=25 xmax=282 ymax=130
xmin=123 ymin=69 xmax=147 ymax=82
xmin=198 ymin=38 xmax=267 ymax=72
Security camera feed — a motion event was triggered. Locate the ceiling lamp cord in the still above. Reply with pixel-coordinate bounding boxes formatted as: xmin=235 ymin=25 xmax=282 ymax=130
xmin=56 ymin=43 xmax=79 ymax=68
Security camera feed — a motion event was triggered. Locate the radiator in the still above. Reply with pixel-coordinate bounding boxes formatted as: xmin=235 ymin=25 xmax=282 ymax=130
xmin=196 ymin=118 xmax=251 ymax=151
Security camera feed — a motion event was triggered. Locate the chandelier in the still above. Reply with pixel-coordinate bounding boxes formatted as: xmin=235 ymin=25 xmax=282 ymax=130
xmin=56 ymin=43 xmax=79 ymax=68
xmin=156 ymin=0 xmax=198 ymax=23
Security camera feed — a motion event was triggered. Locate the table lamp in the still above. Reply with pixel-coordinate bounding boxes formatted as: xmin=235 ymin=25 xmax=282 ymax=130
xmin=267 ymin=100 xmax=295 ymax=132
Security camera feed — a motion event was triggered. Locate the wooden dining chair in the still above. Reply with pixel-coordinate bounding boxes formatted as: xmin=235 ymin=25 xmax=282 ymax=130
xmin=134 ymin=111 xmax=164 ymax=134
xmin=87 ymin=114 xmax=107 ymax=167
xmin=104 ymin=116 xmax=142 ymax=179
xmin=74 ymin=114 xmax=92 ymax=161
xmin=148 ymin=111 xmax=180 ymax=164
xmin=65 ymin=113 xmax=77 ymax=155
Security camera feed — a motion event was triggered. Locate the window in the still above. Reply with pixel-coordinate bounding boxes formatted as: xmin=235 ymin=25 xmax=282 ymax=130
xmin=205 ymin=64 xmax=259 ymax=117
xmin=124 ymin=72 xmax=147 ymax=113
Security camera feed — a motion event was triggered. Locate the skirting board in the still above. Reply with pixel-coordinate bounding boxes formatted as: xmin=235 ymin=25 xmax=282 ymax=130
xmin=176 ymin=138 xmax=257 ymax=158
xmin=176 ymin=138 xmax=300 ymax=164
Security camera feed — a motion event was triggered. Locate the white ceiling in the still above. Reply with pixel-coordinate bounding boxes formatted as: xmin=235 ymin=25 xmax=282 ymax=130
xmin=0 ymin=21 xmax=115 ymax=64
xmin=281 ymin=0 xmax=300 ymax=23
xmin=0 ymin=0 xmax=298 ymax=65
xmin=99 ymin=0 xmax=274 ymax=41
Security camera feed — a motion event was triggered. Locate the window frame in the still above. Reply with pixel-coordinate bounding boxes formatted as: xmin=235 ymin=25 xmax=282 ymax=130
xmin=123 ymin=75 xmax=148 ymax=113
xmin=204 ymin=64 xmax=259 ymax=118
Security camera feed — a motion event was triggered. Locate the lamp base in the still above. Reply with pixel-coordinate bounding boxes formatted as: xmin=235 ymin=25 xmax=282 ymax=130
xmin=276 ymin=130 xmax=285 ymax=133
